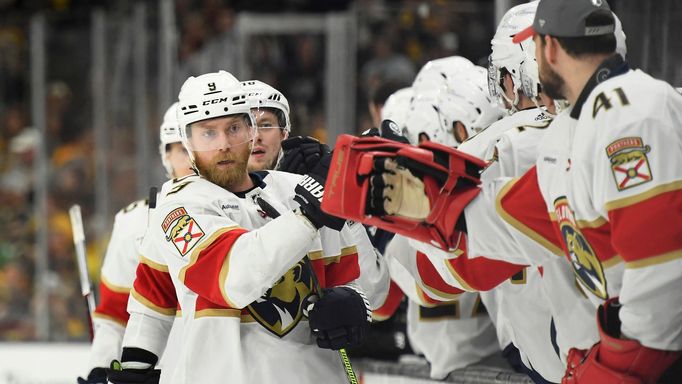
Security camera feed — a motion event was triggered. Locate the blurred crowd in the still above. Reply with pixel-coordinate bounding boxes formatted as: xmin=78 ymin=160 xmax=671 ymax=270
xmin=0 ymin=0 xmax=494 ymax=341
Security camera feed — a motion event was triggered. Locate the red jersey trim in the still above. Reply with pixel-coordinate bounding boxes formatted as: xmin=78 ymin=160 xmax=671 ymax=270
xmin=372 ymin=281 xmax=404 ymax=321
xmin=496 ymin=168 xmax=564 ymax=256
xmin=100 ymin=276 xmax=131 ymax=294
xmin=94 ymin=280 xmax=130 ymax=325
xmin=180 ymin=226 xmax=247 ymax=309
xmin=415 ymin=251 xmax=466 ymax=298
xmin=139 ymin=255 xmax=169 ymax=273
xmin=606 ymin=182 xmax=682 ymax=263
xmin=130 ymin=287 xmax=176 ymax=316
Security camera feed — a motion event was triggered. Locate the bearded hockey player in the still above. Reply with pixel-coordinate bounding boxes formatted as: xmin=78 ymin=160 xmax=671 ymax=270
xmin=111 ymin=71 xmax=371 ymax=384
xmin=77 ymin=103 xmax=193 ymax=384
xmin=326 ymin=1 xmax=682 ymax=383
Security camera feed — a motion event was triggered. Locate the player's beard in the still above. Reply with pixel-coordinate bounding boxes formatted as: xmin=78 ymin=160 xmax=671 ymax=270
xmin=538 ymin=53 xmax=567 ymax=100
xmin=194 ymin=143 xmax=252 ymax=190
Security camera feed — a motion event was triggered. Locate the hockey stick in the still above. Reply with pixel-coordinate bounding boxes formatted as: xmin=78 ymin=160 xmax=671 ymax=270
xmin=69 ymin=204 xmax=96 ymax=341
xmin=255 ymin=197 xmax=359 ymax=384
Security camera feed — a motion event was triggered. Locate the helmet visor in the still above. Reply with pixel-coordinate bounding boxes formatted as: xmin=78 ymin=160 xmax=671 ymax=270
xmin=186 ymin=113 xmax=256 ymax=152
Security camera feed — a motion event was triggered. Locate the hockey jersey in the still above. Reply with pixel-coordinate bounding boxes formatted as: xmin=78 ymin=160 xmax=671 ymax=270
xmin=384 ymin=235 xmax=499 ymax=380
xmin=467 ymin=57 xmax=682 ymax=353
xmin=87 ymin=198 xmax=182 ymax=380
xmin=124 ymin=171 xmax=373 ymax=383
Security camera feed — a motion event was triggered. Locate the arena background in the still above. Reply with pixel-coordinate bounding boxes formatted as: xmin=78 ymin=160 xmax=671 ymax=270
xmin=0 ymin=0 xmax=679 ymax=382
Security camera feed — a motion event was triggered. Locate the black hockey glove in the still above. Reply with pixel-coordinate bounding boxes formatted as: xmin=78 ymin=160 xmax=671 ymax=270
xmin=294 ymin=152 xmax=346 ymax=231
xmin=77 ymin=367 xmax=107 ymax=384
xmin=360 ymin=119 xmax=410 ymax=144
xmin=106 ymin=348 xmax=161 ymax=384
xmin=305 ymin=285 xmax=372 ymax=350
xmin=277 ymin=136 xmax=331 ymax=175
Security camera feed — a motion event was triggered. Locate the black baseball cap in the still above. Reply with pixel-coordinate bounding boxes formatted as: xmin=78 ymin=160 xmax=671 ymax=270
xmin=513 ymin=0 xmax=614 ymax=43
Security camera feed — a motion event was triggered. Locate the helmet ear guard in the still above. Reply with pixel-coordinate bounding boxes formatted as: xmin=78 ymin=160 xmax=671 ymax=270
xmin=322 ymin=134 xmax=486 ymax=251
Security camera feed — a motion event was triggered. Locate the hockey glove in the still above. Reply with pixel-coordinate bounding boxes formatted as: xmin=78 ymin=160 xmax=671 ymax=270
xmin=563 ymin=298 xmax=681 ymax=384
xmin=361 ymin=119 xmax=410 ymax=144
xmin=77 ymin=367 xmax=107 ymax=384
xmin=322 ymin=135 xmax=485 ymax=250
xmin=305 ymin=285 xmax=372 ymax=350
xmin=294 ymin=152 xmax=346 ymax=231
xmin=106 ymin=348 xmax=161 ymax=384
xmin=277 ymin=136 xmax=331 ymax=175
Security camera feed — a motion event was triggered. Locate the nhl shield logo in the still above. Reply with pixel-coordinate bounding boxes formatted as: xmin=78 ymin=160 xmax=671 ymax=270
xmin=606 ymin=137 xmax=653 ymax=191
xmin=554 ymin=198 xmax=608 ymax=300
xmin=247 ymin=260 xmax=313 ymax=337
xmin=162 ymin=207 xmax=205 ymax=256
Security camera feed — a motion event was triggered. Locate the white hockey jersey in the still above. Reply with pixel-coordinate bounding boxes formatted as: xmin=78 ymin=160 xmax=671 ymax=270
xmin=87 ymin=198 xmax=182 ymax=379
xmin=406 ymin=107 xmax=569 ymax=381
xmin=466 ymin=60 xmax=682 ymax=353
xmin=88 ymin=200 xmax=147 ymax=370
xmin=124 ymin=171 xmax=375 ymax=383
xmin=384 ymin=235 xmax=499 ymax=380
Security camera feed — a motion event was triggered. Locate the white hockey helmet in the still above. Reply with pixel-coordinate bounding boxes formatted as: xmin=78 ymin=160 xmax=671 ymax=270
xmin=159 ymin=102 xmax=183 ymax=178
xmin=412 ymin=56 xmax=474 ymax=93
xmin=448 ymin=66 xmax=506 ymax=138
xmin=177 ymin=70 xmax=256 ymax=168
xmin=488 ymin=1 xmax=539 ymax=111
xmin=241 ymin=80 xmax=291 ymax=132
xmin=404 ymin=90 xmax=454 ymax=146
xmin=381 ymin=87 xmax=414 ymax=135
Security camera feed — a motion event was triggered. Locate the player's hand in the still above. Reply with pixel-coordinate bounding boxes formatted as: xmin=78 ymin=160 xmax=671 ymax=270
xmin=106 ymin=348 xmax=161 ymax=384
xmin=77 ymin=368 xmax=107 ymax=384
xmin=277 ymin=136 xmax=331 ymax=175
xmin=294 ymin=152 xmax=346 ymax=230
xmin=361 ymin=119 xmax=410 ymax=144
xmin=305 ymin=285 xmax=372 ymax=350
xmin=368 ymin=158 xmax=430 ymax=220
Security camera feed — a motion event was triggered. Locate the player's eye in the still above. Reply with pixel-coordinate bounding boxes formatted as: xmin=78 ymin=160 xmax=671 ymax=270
xmin=227 ymin=124 xmax=242 ymax=135
xmin=200 ymin=129 xmax=217 ymax=139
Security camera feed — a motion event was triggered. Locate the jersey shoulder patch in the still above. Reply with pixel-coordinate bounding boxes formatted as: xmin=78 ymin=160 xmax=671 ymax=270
xmin=162 ymin=207 xmax=205 ymax=257
xmin=605 ymin=137 xmax=652 ymax=191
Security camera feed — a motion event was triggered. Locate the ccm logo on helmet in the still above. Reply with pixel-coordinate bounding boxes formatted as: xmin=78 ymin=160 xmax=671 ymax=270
xmin=202 ymin=97 xmax=229 ymax=106
xmin=299 ymin=175 xmax=324 ymax=201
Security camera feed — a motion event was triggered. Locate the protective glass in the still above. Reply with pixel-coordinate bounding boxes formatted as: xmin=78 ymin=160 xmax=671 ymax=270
xmin=186 ymin=114 xmax=257 ymax=152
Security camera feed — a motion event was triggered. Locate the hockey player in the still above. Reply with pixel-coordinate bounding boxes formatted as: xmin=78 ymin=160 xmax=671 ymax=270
xmin=111 ymin=71 xmax=372 ymax=384
xmin=242 ymin=80 xmax=290 ymax=172
xmin=329 ymin=1 xmax=682 ymax=383
xmin=78 ymin=103 xmax=193 ymax=384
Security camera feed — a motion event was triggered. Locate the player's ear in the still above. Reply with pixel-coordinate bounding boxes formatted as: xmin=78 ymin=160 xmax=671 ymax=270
xmin=545 ymin=35 xmax=560 ymax=66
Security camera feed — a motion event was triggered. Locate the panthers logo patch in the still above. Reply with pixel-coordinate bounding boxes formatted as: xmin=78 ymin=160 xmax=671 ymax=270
xmin=606 ymin=137 xmax=652 ymax=191
xmin=162 ymin=207 xmax=205 ymax=256
xmin=554 ymin=197 xmax=608 ymax=300
xmin=247 ymin=260 xmax=313 ymax=337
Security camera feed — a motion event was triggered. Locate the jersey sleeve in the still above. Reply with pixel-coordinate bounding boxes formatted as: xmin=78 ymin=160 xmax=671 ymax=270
xmin=123 ymin=252 xmax=178 ymax=358
xmin=89 ymin=202 xmax=146 ymax=369
xmin=339 ymin=222 xmax=390 ymax=310
xmin=155 ymin=197 xmax=319 ymax=310
xmin=591 ymin=86 xmax=682 ymax=350
xmin=469 ymin=168 xmax=565 ymax=266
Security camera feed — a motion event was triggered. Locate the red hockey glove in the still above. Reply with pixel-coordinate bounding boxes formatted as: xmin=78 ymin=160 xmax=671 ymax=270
xmin=563 ymin=298 xmax=681 ymax=384
xmin=322 ymin=134 xmax=485 ymax=250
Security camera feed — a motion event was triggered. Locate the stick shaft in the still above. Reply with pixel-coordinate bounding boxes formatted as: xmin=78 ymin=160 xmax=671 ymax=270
xmin=69 ymin=205 xmax=96 ymax=340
